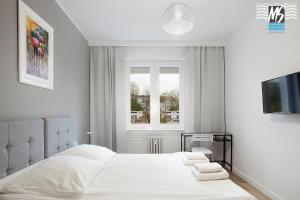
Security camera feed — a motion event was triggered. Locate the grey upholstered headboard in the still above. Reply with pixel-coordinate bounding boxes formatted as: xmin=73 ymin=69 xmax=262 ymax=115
xmin=0 ymin=119 xmax=44 ymax=178
xmin=44 ymin=117 xmax=74 ymax=158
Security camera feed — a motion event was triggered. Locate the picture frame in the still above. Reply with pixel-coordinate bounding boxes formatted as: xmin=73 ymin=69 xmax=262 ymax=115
xmin=18 ymin=0 xmax=54 ymax=90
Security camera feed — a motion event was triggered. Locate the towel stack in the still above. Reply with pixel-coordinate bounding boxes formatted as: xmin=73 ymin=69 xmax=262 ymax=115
xmin=191 ymin=162 xmax=229 ymax=181
xmin=182 ymin=152 xmax=210 ymax=165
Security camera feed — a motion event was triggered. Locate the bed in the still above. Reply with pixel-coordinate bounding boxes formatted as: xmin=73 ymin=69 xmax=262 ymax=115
xmin=0 ymin=117 xmax=256 ymax=200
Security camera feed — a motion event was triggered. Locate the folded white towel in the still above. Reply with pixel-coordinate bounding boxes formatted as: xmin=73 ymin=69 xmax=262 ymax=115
xmin=191 ymin=167 xmax=229 ymax=181
xmin=182 ymin=156 xmax=210 ymax=165
xmin=194 ymin=162 xmax=222 ymax=173
xmin=184 ymin=152 xmax=207 ymax=160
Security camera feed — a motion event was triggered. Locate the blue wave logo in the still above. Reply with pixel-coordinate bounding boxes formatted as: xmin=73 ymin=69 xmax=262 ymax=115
xmin=268 ymin=6 xmax=285 ymax=32
xmin=268 ymin=23 xmax=285 ymax=32
xmin=256 ymin=3 xmax=297 ymax=33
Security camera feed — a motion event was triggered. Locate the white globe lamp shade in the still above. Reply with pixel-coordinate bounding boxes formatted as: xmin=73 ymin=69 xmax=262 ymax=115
xmin=162 ymin=3 xmax=195 ymax=35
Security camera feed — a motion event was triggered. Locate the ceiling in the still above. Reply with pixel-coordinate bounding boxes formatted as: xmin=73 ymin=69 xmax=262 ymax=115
xmin=56 ymin=0 xmax=256 ymax=45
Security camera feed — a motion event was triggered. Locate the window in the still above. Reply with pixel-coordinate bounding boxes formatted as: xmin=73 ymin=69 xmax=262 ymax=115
xmin=127 ymin=61 xmax=183 ymax=130
xmin=160 ymin=67 xmax=180 ymax=124
xmin=130 ymin=67 xmax=150 ymax=124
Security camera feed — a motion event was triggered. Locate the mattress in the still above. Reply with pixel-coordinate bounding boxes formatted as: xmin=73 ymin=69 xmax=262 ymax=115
xmin=0 ymin=153 xmax=256 ymax=200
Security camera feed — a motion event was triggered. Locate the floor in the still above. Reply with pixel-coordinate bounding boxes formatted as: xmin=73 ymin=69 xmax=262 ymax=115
xmin=229 ymin=173 xmax=271 ymax=200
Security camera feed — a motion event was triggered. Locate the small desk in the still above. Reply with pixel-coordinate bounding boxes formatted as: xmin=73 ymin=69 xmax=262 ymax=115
xmin=181 ymin=132 xmax=233 ymax=171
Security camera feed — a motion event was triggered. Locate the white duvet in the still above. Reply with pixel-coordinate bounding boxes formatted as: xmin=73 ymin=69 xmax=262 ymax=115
xmin=0 ymin=153 xmax=256 ymax=200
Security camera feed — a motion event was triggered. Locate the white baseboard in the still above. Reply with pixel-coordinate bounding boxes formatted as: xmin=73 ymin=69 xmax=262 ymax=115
xmin=233 ymin=167 xmax=285 ymax=200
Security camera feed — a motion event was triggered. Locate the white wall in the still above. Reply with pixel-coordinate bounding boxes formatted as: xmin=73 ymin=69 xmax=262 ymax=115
xmin=123 ymin=46 xmax=186 ymax=61
xmin=226 ymin=10 xmax=300 ymax=200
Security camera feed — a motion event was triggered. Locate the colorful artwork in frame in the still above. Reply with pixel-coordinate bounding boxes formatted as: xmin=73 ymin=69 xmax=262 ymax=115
xmin=18 ymin=0 xmax=54 ymax=90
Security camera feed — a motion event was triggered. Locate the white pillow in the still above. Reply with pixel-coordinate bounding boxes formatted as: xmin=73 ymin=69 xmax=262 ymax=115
xmin=58 ymin=144 xmax=116 ymax=163
xmin=1 ymin=156 xmax=104 ymax=198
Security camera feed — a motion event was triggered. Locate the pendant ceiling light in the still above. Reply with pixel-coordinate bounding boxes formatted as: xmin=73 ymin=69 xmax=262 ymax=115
xmin=162 ymin=3 xmax=195 ymax=35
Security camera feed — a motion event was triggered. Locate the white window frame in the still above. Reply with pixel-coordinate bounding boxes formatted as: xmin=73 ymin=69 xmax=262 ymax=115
xmin=126 ymin=60 xmax=184 ymax=130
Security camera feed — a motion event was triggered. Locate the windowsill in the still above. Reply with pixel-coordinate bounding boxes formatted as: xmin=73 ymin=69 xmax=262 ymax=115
xmin=126 ymin=129 xmax=183 ymax=131
xmin=126 ymin=129 xmax=183 ymax=137
xmin=126 ymin=125 xmax=184 ymax=131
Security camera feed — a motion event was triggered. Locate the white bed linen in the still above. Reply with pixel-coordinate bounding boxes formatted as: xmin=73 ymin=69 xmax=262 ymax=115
xmin=0 ymin=153 xmax=256 ymax=200
xmin=194 ymin=162 xmax=223 ymax=173
xmin=192 ymin=167 xmax=229 ymax=181
xmin=182 ymin=156 xmax=210 ymax=165
xmin=53 ymin=145 xmax=117 ymax=163
xmin=82 ymin=154 xmax=256 ymax=200
xmin=0 ymin=156 xmax=105 ymax=200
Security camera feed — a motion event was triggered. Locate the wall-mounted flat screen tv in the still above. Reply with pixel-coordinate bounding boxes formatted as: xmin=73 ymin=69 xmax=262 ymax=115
xmin=262 ymin=72 xmax=300 ymax=114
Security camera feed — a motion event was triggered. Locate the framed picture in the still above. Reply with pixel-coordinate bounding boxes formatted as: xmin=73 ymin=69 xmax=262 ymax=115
xmin=18 ymin=0 xmax=54 ymax=90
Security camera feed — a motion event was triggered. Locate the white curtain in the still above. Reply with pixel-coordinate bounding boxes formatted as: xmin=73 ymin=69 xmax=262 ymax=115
xmin=90 ymin=46 xmax=127 ymax=152
xmin=114 ymin=47 xmax=127 ymax=153
xmin=90 ymin=46 xmax=116 ymax=150
xmin=185 ymin=47 xmax=225 ymax=133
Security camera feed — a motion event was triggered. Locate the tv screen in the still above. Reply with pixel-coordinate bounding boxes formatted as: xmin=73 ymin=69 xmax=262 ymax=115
xmin=262 ymin=72 xmax=300 ymax=114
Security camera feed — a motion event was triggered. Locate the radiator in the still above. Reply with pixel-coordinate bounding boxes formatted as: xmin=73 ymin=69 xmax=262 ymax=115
xmin=145 ymin=136 xmax=162 ymax=154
